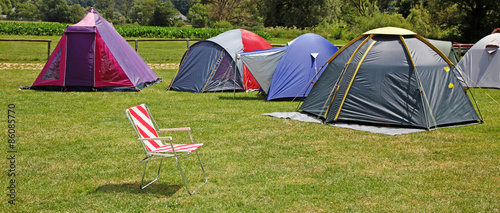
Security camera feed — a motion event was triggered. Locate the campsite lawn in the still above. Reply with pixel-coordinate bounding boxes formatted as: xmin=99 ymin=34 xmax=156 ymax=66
xmin=1 ymin=37 xmax=499 ymax=212
xmin=0 ymin=35 xmax=314 ymax=63
xmin=0 ymin=35 xmax=193 ymax=63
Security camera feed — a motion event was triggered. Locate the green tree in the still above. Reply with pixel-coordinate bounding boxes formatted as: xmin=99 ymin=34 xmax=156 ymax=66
xmin=378 ymin=0 xmax=421 ymax=17
xmin=12 ymin=0 xmax=38 ymax=18
xmin=67 ymin=0 xmax=96 ymax=7
xmin=128 ymin=0 xmax=180 ymax=26
xmin=441 ymin=0 xmax=500 ymax=42
xmin=141 ymin=0 xmax=156 ymax=25
xmin=405 ymin=5 xmax=432 ymax=34
xmin=38 ymin=0 xmax=71 ymax=22
xmin=206 ymin=0 xmax=260 ymax=27
xmin=262 ymin=0 xmax=329 ymax=28
xmin=170 ymin=0 xmax=191 ymax=15
xmin=68 ymin=3 xmax=86 ymax=23
xmin=1 ymin=0 xmax=12 ymax=15
xmin=96 ymin=0 xmax=115 ymax=21
xmin=117 ymin=0 xmax=135 ymax=23
xmin=187 ymin=3 xmax=209 ymax=28
xmin=151 ymin=0 xmax=179 ymax=26
xmin=129 ymin=0 xmax=145 ymax=24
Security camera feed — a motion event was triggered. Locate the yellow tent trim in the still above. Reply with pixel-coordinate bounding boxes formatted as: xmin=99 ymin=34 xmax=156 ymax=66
xmin=322 ymin=35 xmax=374 ymax=118
xmin=327 ymin=34 xmax=365 ymax=64
xmin=399 ymin=35 xmax=438 ymax=129
xmin=415 ymin=35 xmax=454 ymax=67
xmin=333 ymin=40 xmax=377 ymax=121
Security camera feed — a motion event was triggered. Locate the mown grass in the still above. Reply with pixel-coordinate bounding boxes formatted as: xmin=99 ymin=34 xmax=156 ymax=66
xmin=0 ymin=35 xmax=192 ymax=63
xmin=0 ymin=35 xmax=499 ymax=212
xmin=0 ymin=35 xmax=346 ymax=63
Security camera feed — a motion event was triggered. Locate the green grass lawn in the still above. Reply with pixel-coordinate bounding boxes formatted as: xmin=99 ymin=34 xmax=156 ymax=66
xmin=0 ymin=35 xmax=192 ymax=63
xmin=0 ymin=35 xmax=347 ymax=63
xmin=0 ymin=35 xmax=499 ymax=212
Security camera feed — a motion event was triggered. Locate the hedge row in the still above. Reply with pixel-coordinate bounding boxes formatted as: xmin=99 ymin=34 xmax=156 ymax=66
xmin=0 ymin=22 xmax=271 ymax=40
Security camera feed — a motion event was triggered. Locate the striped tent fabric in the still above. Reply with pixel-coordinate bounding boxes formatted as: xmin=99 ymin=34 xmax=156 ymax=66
xmin=127 ymin=104 xmax=203 ymax=153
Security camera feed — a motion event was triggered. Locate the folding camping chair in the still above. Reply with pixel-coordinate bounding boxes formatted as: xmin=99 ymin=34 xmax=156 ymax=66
xmin=126 ymin=104 xmax=207 ymax=195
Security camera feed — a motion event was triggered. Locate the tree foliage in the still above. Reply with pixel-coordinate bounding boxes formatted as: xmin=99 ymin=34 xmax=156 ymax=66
xmin=0 ymin=0 xmax=13 ymax=15
xmin=68 ymin=4 xmax=86 ymax=23
xmin=151 ymin=0 xmax=179 ymax=26
xmin=96 ymin=0 xmax=115 ymax=21
xmin=187 ymin=3 xmax=209 ymax=28
xmin=12 ymin=1 xmax=38 ymax=18
xmin=205 ymin=0 xmax=260 ymax=27
xmin=171 ymin=0 xmax=191 ymax=15
xmin=37 ymin=0 xmax=71 ymax=22
xmin=2 ymin=0 xmax=499 ymax=43
xmin=262 ymin=0 xmax=329 ymax=28
xmin=443 ymin=0 xmax=500 ymax=42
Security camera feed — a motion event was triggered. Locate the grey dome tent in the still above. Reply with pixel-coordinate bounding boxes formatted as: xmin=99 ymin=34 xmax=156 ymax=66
xmin=299 ymin=27 xmax=482 ymax=130
xmin=453 ymin=33 xmax=500 ymax=89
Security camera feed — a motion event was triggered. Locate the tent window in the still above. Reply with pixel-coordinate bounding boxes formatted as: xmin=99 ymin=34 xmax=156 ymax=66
xmin=203 ymin=52 xmax=242 ymax=92
xmin=212 ymin=54 xmax=235 ymax=81
xmin=99 ymin=47 xmax=124 ymax=82
xmin=41 ymin=49 xmax=61 ymax=81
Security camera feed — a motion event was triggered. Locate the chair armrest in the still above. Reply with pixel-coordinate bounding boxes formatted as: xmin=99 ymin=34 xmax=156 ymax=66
xmin=159 ymin=127 xmax=191 ymax=132
xmin=138 ymin=136 xmax=172 ymax=141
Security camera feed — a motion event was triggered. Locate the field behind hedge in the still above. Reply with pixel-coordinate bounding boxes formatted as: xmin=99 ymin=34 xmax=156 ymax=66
xmin=0 ymin=33 xmax=499 ymax=212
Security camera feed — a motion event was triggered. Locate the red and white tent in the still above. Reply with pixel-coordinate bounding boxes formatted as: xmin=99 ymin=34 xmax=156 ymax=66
xmin=169 ymin=29 xmax=273 ymax=92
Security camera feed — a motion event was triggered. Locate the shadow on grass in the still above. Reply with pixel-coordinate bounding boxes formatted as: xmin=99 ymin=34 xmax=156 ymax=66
xmin=93 ymin=182 xmax=182 ymax=196
xmin=217 ymin=95 xmax=267 ymax=101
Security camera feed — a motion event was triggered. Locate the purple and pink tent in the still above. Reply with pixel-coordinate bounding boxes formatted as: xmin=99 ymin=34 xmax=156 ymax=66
xmin=28 ymin=8 xmax=160 ymax=91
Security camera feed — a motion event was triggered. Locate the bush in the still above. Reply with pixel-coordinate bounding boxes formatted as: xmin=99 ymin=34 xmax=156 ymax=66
xmin=343 ymin=12 xmax=412 ymax=40
xmin=213 ymin=21 xmax=233 ymax=29
xmin=0 ymin=22 xmax=227 ymax=39
xmin=262 ymin=26 xmax=304 ymax=39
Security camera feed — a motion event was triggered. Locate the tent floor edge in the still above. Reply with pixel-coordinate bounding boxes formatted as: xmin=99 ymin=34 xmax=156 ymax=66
xmin=26 ymin=85 xmax=155 ymax=92
xmin=136 ymin=78 xmax=162 ymax=91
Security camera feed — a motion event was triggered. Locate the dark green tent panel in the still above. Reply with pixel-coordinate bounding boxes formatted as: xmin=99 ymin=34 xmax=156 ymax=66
xmin=299 ymin=27 xmax=482 ymax=130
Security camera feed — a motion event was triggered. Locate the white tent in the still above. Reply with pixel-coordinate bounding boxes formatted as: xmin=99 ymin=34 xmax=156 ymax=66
xmin=453 ymin=33 xmax=500 ymax=88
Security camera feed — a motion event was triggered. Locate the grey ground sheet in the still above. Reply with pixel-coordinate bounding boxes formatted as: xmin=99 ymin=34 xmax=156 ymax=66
xmin=263 ymin=112 xmax=427 ymax=135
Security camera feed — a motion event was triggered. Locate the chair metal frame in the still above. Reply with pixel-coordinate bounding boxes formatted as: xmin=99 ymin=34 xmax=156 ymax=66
xmin=126 ymin=104 xmax=208 ymax=195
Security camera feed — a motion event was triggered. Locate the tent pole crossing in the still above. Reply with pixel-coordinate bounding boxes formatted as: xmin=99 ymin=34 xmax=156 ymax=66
xmin=333 ymin=40 xmax=377 ymax=121
xmin=322 ymin=35 xmax=374 ymax=120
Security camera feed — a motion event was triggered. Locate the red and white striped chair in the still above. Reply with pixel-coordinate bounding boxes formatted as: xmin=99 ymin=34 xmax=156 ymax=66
xmin=126 ymin=104 xmax=207 ymax=194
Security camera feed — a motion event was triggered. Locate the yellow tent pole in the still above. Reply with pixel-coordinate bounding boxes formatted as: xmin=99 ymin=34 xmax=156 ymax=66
xmin=415 ymin=35 xmax=454 ymax=67
xmin=333 ymin=40 xmax=377 ymax=121
xmin=327 ymin=34 xmax=365 ymax=64
xmin=320 ymin=35 xmax=375 ymax=119
xmin=399 ymin=35 xmax=438 ymax=129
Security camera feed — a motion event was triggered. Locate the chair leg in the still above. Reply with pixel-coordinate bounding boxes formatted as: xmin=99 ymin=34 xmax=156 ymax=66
xmin=196 ymin=150 xmax=209 ymax=184
xmin=140 ymin=158 xmax=163 ymax=190
xmin=174 ymin=150 xmax=208 ymax=195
